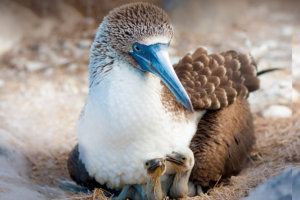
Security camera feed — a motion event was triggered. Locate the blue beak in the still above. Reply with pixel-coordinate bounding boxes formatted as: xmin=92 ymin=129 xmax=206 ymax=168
xmin=129 ymin=42 xmax=194 ymax=112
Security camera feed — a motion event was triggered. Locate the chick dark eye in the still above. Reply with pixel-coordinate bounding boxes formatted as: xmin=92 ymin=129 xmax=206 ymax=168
xmin=182 ymin=157 xmax=186 ymax=161
xmin=145 ymin=162 xmax=149 ymax=166
xmin=133 ymin=45 xmax=141 ymax=52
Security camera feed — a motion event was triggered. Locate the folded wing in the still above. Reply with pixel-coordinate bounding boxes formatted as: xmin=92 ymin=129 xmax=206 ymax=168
xmin=174 ymin=47 xmax=260 ymax=110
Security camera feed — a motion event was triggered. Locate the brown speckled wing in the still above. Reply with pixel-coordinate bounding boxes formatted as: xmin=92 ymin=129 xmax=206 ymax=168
xmin=174 ymin=47 xmax=260 ymax=110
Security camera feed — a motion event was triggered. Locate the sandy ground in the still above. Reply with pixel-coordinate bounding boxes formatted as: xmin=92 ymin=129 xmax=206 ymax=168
xmin=0 ymin=0 xmax=299 ymax=199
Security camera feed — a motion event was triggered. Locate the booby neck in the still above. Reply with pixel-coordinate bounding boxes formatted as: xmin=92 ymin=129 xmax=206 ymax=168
xmin=146 ymin=176 xmax=164 ymax=200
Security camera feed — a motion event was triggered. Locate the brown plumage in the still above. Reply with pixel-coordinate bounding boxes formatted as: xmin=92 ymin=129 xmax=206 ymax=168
xmin=189 ymin=97 xmax=255 ymax=186
xmin=163 ymin=47 xmax=259 ymax=186
xmin=167 ymin=47 xmax=259 ymax=186
xmin=173 ymin=47 xmax=260 ymax=110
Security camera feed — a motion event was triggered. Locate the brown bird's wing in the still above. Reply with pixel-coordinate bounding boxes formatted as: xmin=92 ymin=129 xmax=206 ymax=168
xmin=174 ymin=47 xmax=260 ymax=110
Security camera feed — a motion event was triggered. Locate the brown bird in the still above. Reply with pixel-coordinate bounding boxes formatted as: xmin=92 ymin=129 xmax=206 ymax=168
xmin=67 ymin=2 xmax=259 ymax=193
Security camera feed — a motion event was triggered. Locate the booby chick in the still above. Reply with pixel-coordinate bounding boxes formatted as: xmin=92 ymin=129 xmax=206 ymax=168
xmin=165 ymin=149 xmax=196 ymax=198
xmin=68 ymin=2 xmax=260 ymax=191
xmin=114 ymin=158 xmax=166 ymax=200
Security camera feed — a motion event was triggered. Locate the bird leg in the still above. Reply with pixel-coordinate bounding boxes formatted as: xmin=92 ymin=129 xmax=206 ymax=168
xmin=132 ymin=184 xmax=144 ymax=199
xmin=112 ymin=185 xmax=133 ymax=200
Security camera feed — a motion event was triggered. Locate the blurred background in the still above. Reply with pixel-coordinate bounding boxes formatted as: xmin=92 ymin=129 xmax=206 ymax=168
xmin=0 ymin=0 xmax=299 ymax=199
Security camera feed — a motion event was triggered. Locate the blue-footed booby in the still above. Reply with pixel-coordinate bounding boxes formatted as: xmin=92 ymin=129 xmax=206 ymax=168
xmin=68 ymin=2 xmax=260 ymax=192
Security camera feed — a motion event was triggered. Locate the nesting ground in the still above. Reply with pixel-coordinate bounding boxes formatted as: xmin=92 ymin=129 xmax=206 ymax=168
xmin=0 ymin=0 xmax=299 ymax=199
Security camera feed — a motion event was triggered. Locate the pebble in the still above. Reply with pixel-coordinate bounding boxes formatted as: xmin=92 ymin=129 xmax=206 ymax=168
xmin=77 ymin=39 xmax=92 ymax=49
xmin=25 ymin=61 xmax=47 ymax=72
xmin=262 ymin=105 xmax=292 ymax=118
xmin=67 ymin=63 xmax=78 ymax=72
xmin=43 ymin=68 xmax=54 ymax=77
xmin=0 ymin=79 xmax=4 ymax=87
xmin=293 ymin=89 xmax=300 ymax=102
xmin=245 ymin=168 xmax=294 ymax=200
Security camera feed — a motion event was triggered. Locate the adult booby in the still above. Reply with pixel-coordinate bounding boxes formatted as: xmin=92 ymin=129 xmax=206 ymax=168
xmin=68 ymin=2 xmax=260 ymax=191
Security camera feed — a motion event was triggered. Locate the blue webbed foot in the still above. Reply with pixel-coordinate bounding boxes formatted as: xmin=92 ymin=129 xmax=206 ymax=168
xmin=133 ymin=184 xmax=144 ymax=199
xmin=112 ymin=185 xmax=131 ymax=200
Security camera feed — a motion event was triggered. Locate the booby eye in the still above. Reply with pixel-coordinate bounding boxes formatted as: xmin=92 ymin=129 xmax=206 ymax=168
xmin=145 ymin=162 xmax=149 ymax=166
xmin=182 ymin=157 xmax=186 ymax=161
xmin=133 ymin=44 xmax=141 ymax=52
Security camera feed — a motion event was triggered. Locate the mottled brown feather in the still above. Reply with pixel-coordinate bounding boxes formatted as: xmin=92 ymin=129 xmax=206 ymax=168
xmin=174 ymin=47 xmax=260 ymax=110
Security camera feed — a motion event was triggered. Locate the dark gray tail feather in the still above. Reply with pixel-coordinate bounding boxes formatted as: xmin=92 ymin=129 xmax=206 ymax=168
xmin=67 ymin=144 xmax=120 ymax=197
xmin=249 ymin=54 xmax=281 ymax=76
xmin=257 ymin=68 xmax=281 ymax=76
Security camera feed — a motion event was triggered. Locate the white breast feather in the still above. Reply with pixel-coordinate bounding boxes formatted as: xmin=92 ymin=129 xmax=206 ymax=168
xmin=78 ymin=61 xmax=205 ymax=189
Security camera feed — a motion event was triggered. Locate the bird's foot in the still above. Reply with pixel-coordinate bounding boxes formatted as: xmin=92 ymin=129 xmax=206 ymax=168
xmin=112 ymin=185 xmax=132 ymax=200
xmin=187 ymin=182 xmax=204 ymax=196
xmin=196 ymin=184 xmax=204 ymax=195
xmin=133 ymin=184 xmax=144 ymax=199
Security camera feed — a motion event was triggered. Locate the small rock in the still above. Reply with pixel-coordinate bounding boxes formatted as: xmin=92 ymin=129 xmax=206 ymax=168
xmin=10 ymin=57 xmax=28 ymax=70
xmin=77 ymin=39 xmax=92 ymax=49
xmin=0 ymin=79 xmax=5 ymax=87
xmin=262 ymin=105 xmax=292 ymax=118
xmin=25 ymin=61 xmax=47 ymax=72
xmin=44 ymin=68 xmax=54 ymax=77
xmin=293 ymin=169 xmax=300 ymax=200
xmin=245 ymin=168 xmax=295 ymax=200
xmin=293 ymin=89 xmax=300 ymax=102
xmin=67 ymin=63 xmax=78 ymax=72
xmin=63 ymin=40 xmax=74 ymax=49
xmin=282 ymin=26 xmax=293 ymax=36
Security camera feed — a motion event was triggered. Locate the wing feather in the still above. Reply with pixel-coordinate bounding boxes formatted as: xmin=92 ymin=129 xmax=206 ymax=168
xmin=174 ymin=47 xmax=260 ymax=110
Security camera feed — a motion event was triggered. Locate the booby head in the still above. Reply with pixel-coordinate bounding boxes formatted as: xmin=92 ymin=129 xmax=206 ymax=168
xmin=91 ymin=2 xmax=193 ymax=112
xmin=144 ymin=158 xmax=166 ymax=179
xmin=166 ymin=149 xmax=195 ymax=173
